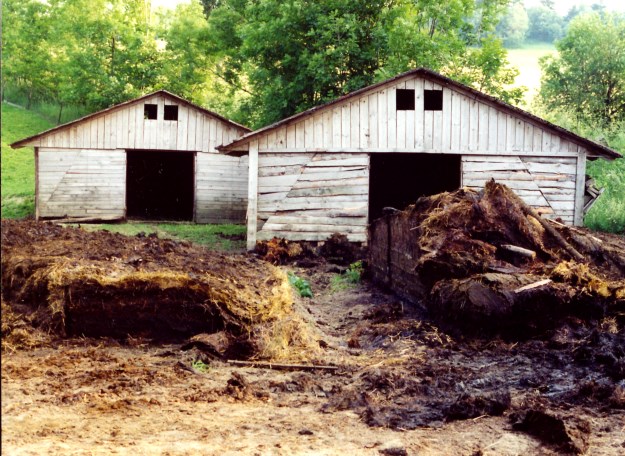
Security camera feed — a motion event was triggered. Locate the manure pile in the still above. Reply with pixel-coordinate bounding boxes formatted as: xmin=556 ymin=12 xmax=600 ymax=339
xmin=370 ymin=180 xmax=625 ymax=337
xmin=1 ymin=220 xmax=297 ymax=357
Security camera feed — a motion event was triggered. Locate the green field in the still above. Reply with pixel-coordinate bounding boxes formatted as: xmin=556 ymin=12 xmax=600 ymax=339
xmin=506 ymin=43 xmax=556 ymax=107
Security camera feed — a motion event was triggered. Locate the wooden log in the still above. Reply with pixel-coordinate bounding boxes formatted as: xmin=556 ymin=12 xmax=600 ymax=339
xmin=500 ymin=244 xmax=537 ymax=260
xmin=503 ymin=184 xmax=586 ymax=263
xmin=227 ymin=359 xmax=339 ymax=372
xmin=514 ymin=279 xmax=552 ymax=294
xmin=52 ymin=215 xmax=124 ymax=223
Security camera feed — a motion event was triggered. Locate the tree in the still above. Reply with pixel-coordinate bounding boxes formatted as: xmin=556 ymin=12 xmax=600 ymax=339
xmin=2 ymin=0 xmax=55 ymax=108
xmin=539 ymin=13 xmax=625 ymax=127
xmin=495 ymin=1 xmax=529 ymax=47
xmin=228 ymin=0 xmax=392 ymax=127
xmin=527 ymin=6 xmax=563 ymax=43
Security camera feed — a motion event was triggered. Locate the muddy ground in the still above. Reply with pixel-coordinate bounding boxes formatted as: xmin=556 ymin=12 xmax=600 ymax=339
xmin=2 ymin=221 xmax=625 ymax=455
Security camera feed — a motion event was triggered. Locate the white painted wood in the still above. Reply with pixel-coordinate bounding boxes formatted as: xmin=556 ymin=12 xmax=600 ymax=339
xmin=574 ymin=151 xmax=586 ymax=226
xmin=332 ymin=106 xmax=342 ymax=148
xmin=387 ymin=85 xmax=397 ymax=149
xmin=247 ymin=141 xmax=259 ymax=250
xmin=360 ymin=96 xmax=370 ymax=149
xmin=414 ymin=78 xmax=424 ymax=149
xmin=378 ymin=88 xmax=388 ymax=148
xmin=368 ymin=92 xmax=379 ymax=149
xmin=341 ymin=104 xmax=350 ymax=148
xmin=37 ymin=148 xmax=126 ymax=219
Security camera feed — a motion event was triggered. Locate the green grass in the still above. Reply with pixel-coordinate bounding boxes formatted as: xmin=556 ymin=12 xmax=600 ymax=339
xmin=1 ymin=103 xmax=54 ymax=218
xmin=77 ymin=222 xmax=246 ymax=251
xmin=585 ymin=158 xmax=625 ymax=234
xmin=506 ymin=43 xmax=556 ymax=107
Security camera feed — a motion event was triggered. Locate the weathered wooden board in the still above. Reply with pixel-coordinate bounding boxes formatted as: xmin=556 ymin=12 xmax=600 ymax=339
xmin=21 ymin=93 xmax=248 ymax=153
xmin=38 ymin=148 xmax=126 ymax=219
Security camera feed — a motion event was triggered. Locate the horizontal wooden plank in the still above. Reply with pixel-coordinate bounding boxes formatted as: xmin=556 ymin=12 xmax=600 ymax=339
xmin=307 ymin=157 xmax=368 ymax=167
xmin=298 ymin=170 xmax=368 ymax=181
xmin=261 ymin=223 xmax=366 ymax=233
xmin=292 ymin=176 xmax=369 ymax=190
xmin=262 ymin=200 xmax=367 ymax=212
xmin=259 ymin=156 xmax=313 ymax=166
xmin=287 ymin=185 xmax=368 ymax=198
xmin=268 ymin=215 xmax=368 ymax=226
xmin=275 ymin=208 xmax=369 ymax=218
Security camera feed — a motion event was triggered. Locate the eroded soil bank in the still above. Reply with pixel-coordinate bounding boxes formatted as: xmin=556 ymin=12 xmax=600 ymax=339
xmin=2 ymin=220 xmax=625 ymax=455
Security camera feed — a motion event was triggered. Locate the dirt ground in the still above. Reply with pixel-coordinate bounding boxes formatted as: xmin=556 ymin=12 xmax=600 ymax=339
xmin=2 ymin=221 xmax=625 ymax=455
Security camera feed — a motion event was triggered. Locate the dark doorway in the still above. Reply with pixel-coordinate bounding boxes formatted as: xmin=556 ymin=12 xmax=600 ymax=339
xmin=126 ymin=150 xmax=194 ymax=221
xmin=369 ymin=153 xmax=461 ymax=221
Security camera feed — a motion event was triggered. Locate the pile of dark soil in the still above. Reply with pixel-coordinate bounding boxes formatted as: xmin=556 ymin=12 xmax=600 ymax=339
xmin=369 ymin=180 xmax=625 ymax=337
xmin=1 ymin=220 xmax=300 ymax=357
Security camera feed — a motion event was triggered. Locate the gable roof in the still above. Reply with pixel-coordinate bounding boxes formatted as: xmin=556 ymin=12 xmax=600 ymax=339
xmin=11 ymin=90 xmax=251 ymax=149
xmin=218 ymin=68 xmax=621 ymax=160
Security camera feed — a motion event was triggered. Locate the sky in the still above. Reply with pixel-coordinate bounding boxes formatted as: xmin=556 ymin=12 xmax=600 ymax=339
xmin=523 ymin=0 xmax=625 ymax=15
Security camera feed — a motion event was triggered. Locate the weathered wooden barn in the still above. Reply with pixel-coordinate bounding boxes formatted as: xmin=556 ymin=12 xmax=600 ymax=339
xmin=11 ymin=90 xmax=250 ymax=223
xmin=219 ymin=68 xmax=621 ymax=249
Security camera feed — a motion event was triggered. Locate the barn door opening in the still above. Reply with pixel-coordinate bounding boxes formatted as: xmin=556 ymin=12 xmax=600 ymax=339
xmin=126 ymin=150 xmax=194 ymax=221
xmin=369 ymin=153 xmax=461 ymax=221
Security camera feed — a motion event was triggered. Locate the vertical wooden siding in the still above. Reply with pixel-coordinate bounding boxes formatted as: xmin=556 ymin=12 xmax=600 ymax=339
xmin=26 ymin=94 xmax=246 ymax=153
xmin=254 ymin=75 xmax=580 ymax=158
xmin=257 ymin=153 xmax=369 ymax=242
xmin=37 ymin=148 xmax=126 ymax=219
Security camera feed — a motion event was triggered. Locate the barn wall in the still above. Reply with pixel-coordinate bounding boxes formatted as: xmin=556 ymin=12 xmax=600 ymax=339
xmin=256 ymin=152 xmax=369 ymax=242
xmin=26 ymin=94 xmax=246 ymax=153
xmin=253 ymin=75 xmax=581 ymax=158
xmin=461 ymin=155 xmax=578 ymax=224
xmin=38 ymin=148 xmax=125 ymax=219
xmin=195 ymin=152 xmax=248 ymax=223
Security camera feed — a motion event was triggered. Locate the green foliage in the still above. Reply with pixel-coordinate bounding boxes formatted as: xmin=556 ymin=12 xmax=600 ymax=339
xmin=344 ymin=261 xmax=364 ymax=284
xmin=287 ymin=272 xmax=313 ymax=298
xmin=381 ymin=0 xmax=524 ymax=105
xmin=3 ymin=0 xmax=168 ymax=118
xmin=539 ymin=13 xmax=625 ymax=128
xmin=191 ymin=359 xmax=210 ymax=373
xmin=1 ymin=103 xmax=53 ymax=218
xmin=585 ymin=157 xmax=625 ymax=234
xmin=233 ymin=0 xmax=390 ymax=127
xmin=3 ymin=0 xmax=527 ymax=127
xmin=330 ymin=261 xmax=364 ymax=292
xmin=530 ymin=107 xmax=625 ymax=234
xmin=526 ymin=6 xmax=564 ymax=43
xmin=496 ymin=2 xmax=529 ymax=47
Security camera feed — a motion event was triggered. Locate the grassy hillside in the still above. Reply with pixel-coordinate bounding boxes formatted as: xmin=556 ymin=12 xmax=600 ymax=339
xmin=1 ymin=103 xmax=53 ymax=218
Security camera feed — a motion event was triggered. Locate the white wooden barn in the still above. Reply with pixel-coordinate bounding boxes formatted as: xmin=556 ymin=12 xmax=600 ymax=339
xmin=218 ymin=68 xmax=621 ymax=249
xmin=11 ymin=90 xmax=250 ymax=223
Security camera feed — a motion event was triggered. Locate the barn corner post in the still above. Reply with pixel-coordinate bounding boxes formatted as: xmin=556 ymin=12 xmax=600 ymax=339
xmin=34 ymin=147 xmax=40 ymax=220
xmin=246 ymin=140 xmax=259 ymax=251
xmin=574 ymin=149 xmax=586 ymax=226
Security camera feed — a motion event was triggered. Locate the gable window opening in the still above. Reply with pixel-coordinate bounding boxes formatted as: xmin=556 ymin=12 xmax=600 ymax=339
xmin=396 ymin=89 xmax=415 ymax=110
xmin=164 ymin=105 xmax=179 ymax=121
xmin=424 ymin=89 xmax=443 ymax=111
xmin=144 ymin=104 xmax=157 ymax=120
